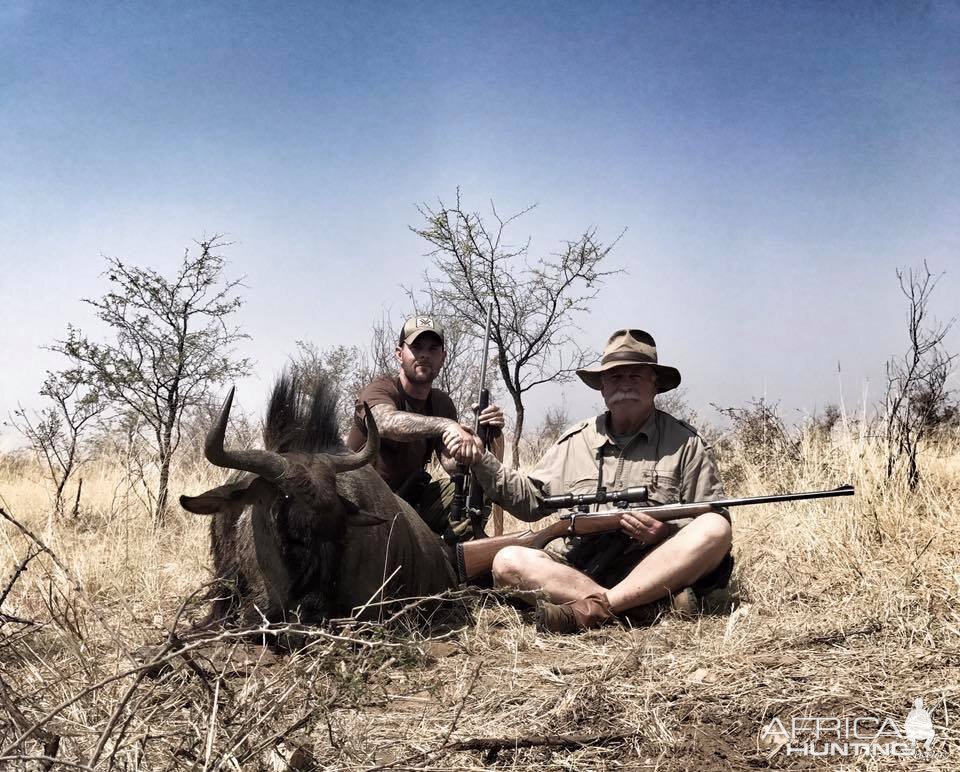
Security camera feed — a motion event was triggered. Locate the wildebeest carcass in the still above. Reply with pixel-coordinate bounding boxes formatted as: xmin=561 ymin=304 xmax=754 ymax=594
xmin=180 ymin=375 xmax=458 ymax=631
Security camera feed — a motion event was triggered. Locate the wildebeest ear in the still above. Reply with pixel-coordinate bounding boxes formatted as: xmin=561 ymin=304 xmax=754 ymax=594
xmin=180 ymin=478 xmax=269 ymax=514
xmin=348 ymin=510 xmax=394 ymax=527
xmin=337 ymin=495 xmax=393 ymax=528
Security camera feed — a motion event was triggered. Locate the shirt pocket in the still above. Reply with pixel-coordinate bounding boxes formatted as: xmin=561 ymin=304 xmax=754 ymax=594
xmin=647 ymin=473 xmax=681 ymax=506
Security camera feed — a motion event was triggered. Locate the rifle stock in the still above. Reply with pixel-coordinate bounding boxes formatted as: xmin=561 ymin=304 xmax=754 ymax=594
xmin=455 ymin=484 xmax=853 ymax=582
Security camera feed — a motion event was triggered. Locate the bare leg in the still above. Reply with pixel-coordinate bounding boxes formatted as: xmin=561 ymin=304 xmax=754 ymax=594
xmin=492 ymin=546 xmax=605 ymax=603
xmin=492 ymin=512 xmax=732 ymax=613
xmin=606 ymin=513 xmax=731 ymax=612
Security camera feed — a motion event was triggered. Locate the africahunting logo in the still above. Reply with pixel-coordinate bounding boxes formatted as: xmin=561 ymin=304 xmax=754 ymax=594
xmin=762 ymin=698 xmax=940 ymax=757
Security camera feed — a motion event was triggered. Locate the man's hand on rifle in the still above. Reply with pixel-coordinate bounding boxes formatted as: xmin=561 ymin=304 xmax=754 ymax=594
xmin=473 ymin=402 xmax=505 ymax=431
xmin=448 ymin=403 xmax=505 ymax=465
xmin=620 ymin=511 xmax=672 ymax=546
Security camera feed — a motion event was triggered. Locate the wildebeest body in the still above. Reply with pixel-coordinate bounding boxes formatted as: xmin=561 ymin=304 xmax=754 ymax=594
xmin=181 ymin=376 xmax=457 ymax=628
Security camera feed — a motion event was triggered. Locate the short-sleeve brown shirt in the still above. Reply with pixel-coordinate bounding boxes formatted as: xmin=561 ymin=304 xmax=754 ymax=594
xmin=346 ymin=376 xmax=458 ymax=491
xmin=473 ymin=409 xmax=726 ymax=523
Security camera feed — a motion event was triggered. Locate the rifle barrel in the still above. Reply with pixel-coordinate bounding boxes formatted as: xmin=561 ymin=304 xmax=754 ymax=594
xmin=474 ymin=304 xmax=494 ymax=434
xmin=709 ymin=484 xmax=854 ymax=509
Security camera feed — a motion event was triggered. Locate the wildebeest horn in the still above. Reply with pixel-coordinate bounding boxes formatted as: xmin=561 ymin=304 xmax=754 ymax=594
xmin=205 ymin=387 xmax=288 ymax=480
xmin=330 ymin=402 xmax=380 ymax=472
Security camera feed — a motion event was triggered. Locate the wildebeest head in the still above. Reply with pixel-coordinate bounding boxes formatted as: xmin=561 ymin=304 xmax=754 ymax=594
xmin=182 ymin=383 xmax=378 ymax=534
xmin=180 ymin=375 xmax=456 ymax=628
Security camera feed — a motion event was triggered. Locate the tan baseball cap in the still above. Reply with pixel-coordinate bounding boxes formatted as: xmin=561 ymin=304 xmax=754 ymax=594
xmin=399 ymin=316 xmax=445 ymax=346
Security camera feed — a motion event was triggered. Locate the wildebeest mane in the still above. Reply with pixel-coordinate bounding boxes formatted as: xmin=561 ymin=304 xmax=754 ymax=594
xmin=263 ymin=373 xmax=342 ymax=454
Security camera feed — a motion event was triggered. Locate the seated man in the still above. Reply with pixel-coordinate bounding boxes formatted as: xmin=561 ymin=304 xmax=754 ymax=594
xmin=458 ymin=328 xmax=733 ymax=632
xmin=346 ymin=315 xmax=503 ymax=542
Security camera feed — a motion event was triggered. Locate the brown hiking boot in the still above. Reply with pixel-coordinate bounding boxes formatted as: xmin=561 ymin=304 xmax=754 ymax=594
xmin=669 ymin=587 xmax=701 ymax=619
xmin=536 ymin=593 xmax=616 ymax=634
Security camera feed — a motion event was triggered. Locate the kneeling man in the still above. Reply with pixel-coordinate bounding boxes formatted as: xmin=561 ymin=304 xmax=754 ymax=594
xmin=347 ymin=315 xmax=504 ymax=543
xmin=458 ymin=328 xmax=733 ymax=632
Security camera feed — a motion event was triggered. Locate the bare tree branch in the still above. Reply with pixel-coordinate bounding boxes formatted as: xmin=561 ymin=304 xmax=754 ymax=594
xmin=410 ymin=190 xmax=622 ymax=464
xmin=883 ymin=261 xmax=958 ymax=489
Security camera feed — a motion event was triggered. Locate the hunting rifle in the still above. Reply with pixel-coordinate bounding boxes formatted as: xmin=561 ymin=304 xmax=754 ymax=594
xmin=449 ymin=305 xmax=494 ymax=540
xmin=455 ymin=483 xmax=854 ymax=582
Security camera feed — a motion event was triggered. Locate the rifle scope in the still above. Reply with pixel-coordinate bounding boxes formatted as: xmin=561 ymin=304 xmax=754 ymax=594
xmin=542 ymin=485 xmax=648 ymax=512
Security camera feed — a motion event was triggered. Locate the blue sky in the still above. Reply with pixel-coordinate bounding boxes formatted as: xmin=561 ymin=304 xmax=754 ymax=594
xmin=2 ymin=1 xmax=958 ymax=445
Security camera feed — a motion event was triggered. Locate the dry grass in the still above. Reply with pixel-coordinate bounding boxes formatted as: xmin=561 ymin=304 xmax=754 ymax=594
xmin=1 ymin=425 xmax=959 ymax=770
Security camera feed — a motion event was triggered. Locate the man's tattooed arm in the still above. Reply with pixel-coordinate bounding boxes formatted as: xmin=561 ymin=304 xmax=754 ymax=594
xmin=370 ymin=403 xmax=481 ymax=464
xmin=369 ymin=403 xmax=456 ymax=441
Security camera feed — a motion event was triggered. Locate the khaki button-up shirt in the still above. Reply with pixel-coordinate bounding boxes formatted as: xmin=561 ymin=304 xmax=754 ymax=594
xmin=473 ymin=409 xmax=727 ymax=523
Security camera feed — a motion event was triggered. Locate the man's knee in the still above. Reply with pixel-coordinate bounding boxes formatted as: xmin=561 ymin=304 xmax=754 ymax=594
xmin=683 ymin=512 xmax=732 ymax=554
xmin=491 ymin=546 xmax=546 ymax=586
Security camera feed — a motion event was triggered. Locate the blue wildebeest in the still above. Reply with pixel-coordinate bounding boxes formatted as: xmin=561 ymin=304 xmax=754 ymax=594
xmin=180 ymin=375 xmax=457 ymax=628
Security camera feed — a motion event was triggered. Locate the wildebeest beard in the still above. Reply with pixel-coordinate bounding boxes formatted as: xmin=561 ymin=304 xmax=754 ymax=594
xmin=181 ymin=373 xmax=458 ymax=634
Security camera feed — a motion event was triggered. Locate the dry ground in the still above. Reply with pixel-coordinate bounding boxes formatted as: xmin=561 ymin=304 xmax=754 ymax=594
xmin=1 ymin=426 xmax=959 ymax=770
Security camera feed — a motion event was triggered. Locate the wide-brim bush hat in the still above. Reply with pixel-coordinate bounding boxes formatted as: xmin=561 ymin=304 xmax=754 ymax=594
xmin=576 ymin=328 xmax=681 ymax=393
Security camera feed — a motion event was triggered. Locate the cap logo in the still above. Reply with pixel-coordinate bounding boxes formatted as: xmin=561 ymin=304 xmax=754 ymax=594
xmin=416 ymin=317 xmax=434 ymax=328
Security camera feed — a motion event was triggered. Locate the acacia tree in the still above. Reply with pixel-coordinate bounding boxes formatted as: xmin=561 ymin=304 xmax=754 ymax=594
xmin=9 ymin=367 xmax=105 ymax=518
xmin=884 ymin=262 xmax=957 ymax=489
xmin=411 ymin=192 xmax=620 ymax=464
xmin=52 ymin=237 xmax=252 ymax=526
